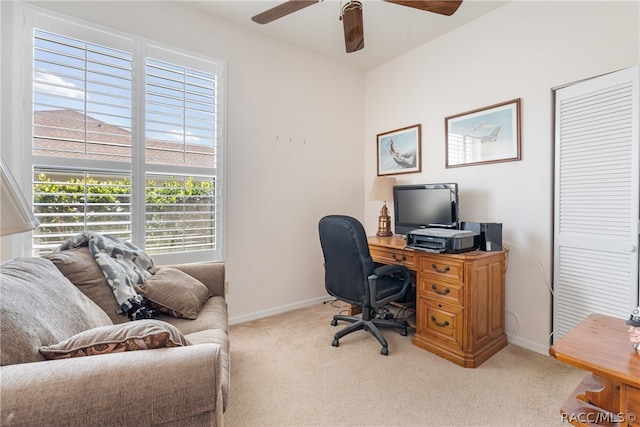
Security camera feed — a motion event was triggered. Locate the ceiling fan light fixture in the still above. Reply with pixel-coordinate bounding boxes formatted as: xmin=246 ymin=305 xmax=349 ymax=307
xmin=251 ymin=0 xmax=463 ymax=54
xmin=341 ymin=1 xmax=364 ymax=53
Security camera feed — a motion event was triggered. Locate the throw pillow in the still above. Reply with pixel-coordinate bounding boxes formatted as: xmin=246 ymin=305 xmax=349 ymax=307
xmin=1 ymin=257 xmax=113 ymax=365
xmin=45 ymin=247 xmax=126 ymax=324
xmin=39 ymin=320 xmax=188 ymax=360
xmin=134 ymin=267 xmax=211 ymax=320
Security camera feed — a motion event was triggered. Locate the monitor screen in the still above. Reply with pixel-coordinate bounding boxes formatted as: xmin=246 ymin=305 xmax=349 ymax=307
xmin=393 ymin=183 xmax=459 ymax=235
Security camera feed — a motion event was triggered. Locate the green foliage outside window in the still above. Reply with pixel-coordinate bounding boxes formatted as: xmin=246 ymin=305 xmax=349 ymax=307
xmin=33 ymin=174 xmax=214 ymax=251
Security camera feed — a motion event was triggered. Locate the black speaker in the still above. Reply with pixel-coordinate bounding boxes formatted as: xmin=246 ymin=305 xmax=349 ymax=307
xmin=461 ymin=222 xmax=502 ymax=251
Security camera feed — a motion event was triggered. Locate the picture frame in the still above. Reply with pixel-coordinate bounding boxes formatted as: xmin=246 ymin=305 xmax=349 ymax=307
xmin=376 ymin=124 xmax=421 ymax=176
xmin=445 ymin=98 xmax=521 ymax=168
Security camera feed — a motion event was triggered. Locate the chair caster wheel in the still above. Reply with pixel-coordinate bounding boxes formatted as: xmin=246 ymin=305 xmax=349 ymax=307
xmin=400 ymin=329 xmax=408 ymax=336
xmin=331 ymin=319 xmax=338 ymax=326
xmin=381 ymin=347 xmax=388 ymax=356
xmin=332 ymin=339 xmax=339 ymax=347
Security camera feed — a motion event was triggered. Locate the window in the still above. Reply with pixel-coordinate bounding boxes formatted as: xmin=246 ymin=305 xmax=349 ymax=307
xmin=24 ymin=9 xmax=225 ymax=263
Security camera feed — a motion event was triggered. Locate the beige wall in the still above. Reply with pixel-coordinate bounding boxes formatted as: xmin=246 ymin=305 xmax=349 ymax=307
xmin=365 ymin=0 xmax=640 ymax=353
xmin=0 ymin=1 xmax=365 ymax=321
xmin=2 ymin=1 xmax=639 ymax=354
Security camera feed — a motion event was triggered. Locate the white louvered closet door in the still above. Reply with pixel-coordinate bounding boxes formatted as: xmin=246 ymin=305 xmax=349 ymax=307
xmin=553 ymin=66 xmax=640 ymax=342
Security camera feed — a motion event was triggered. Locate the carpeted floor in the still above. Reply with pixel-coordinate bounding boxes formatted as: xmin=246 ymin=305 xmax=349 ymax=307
xmin=224 ymin=301 xmax=585 ymax=426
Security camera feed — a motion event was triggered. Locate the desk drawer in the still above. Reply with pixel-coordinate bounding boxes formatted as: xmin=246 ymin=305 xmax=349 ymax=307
xmin=370 ymin=246 xmax=415 ymax=270
xmin=418 ymin=255 xmax=464 ymax=284
xmin=420 ymin=278 xmax=464 ymax=307
xmin=417 ymin=298 xmax=463 ymax=350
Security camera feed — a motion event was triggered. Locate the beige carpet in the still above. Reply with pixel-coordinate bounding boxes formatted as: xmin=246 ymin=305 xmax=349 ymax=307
xmin=225 ymin=301 xmax=585 ymax=427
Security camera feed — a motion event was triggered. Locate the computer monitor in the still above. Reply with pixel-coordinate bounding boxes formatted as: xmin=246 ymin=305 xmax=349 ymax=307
xmin=393 ymin=183 xmax=459 ymax=235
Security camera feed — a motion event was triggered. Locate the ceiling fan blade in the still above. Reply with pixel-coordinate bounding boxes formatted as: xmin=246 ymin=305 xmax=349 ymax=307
xmin=384 ymin=0 xmax=463 ymax=16
xmin=251 ymin=0 xmax=321 ymax=25
xmin=342 ymin=1 xmax=364 ymax=53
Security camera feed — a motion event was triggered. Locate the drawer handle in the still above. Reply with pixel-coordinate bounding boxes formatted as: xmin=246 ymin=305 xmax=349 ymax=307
xmin=392 ymin=253 xmax=406 ymax=262
xmin=430 ymin=316 xmax=450 ymax=328
xmin=431 ymin=263 xmax=450 ymax=274
xmin=431 ymin=284 xmax=450 ymax=295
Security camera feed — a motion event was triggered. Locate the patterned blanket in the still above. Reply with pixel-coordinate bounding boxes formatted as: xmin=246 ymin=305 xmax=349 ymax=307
xmin=57 ymin=232 xmax=158 ymax=320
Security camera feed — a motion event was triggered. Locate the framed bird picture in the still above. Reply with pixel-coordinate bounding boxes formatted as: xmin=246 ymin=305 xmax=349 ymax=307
xmin=376 ymin=124 xmax=421 ymax=176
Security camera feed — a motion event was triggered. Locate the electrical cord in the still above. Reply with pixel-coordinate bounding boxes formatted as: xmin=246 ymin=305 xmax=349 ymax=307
xmin=505 ymin=309 xmax=521 ymax=336
xmin=501 ymin=240 xmax=555 ymax=341
xmin=502 ymin=240 xmax=553 ymax=297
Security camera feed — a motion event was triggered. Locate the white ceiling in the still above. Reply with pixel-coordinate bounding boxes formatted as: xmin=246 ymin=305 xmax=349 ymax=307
xmin=182 ymin=0 xmax=510 ymax=72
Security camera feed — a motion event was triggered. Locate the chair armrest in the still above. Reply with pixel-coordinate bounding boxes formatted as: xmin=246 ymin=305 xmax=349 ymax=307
xmin=1 ymin=344 xmax=223 ymax=426
xmin=372 ymin=263 xmax=409 ymax=277
xmin=164 ymin=262 xmax=225 ymax=297
xmin=368 ymin=265 xmax=411 ymax=308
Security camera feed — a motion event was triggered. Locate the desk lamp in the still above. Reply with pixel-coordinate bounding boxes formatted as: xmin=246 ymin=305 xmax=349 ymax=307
xmin=1 ymin=154 xmax=40 ymax=236
xmin=369 ymin=176 xmax=396 ymax=237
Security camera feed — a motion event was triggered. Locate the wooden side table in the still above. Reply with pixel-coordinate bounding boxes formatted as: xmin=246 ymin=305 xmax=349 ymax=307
xmin=550 ymin=314 xmax=640 ymax=426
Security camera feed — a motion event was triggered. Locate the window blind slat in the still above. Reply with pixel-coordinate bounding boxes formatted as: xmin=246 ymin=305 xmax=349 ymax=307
xmin=30 ymin=25 xmax=222 ymax=259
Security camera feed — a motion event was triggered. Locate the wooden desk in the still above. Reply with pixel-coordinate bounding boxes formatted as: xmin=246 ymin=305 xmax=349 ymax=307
xmin=550 ymin=314 xmax=640 ymax=426
xmin=368 ymin=235 xmax=416 ymax=271
xmin=367 ymin=236 xmax=507 ymax=368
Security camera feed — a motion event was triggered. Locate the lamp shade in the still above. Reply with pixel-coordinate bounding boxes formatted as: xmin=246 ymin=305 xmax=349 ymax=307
xmin=1 ymin=155 xmax=39 ymax=236
xmin=368 ymin=176 xmax=396 ymax=202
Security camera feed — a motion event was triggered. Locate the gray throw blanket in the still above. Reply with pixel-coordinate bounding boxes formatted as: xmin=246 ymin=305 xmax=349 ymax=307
xmin=57 ymin=232 xmax=158 ymax=320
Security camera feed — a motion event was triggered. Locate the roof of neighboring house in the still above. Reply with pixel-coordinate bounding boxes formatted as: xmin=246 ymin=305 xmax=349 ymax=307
xmin=33 ymin=109 xmax=215 ymax=167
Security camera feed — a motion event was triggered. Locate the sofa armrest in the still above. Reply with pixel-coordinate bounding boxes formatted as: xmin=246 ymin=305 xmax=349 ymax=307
xmin=165 ymin=262 xmax=225 ymax=297
xmin=1 ymin=344 xmax=223 ymax=426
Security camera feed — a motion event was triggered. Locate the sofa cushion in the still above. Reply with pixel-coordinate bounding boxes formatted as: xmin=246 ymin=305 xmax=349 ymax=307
xmin=159 ymin=296 xmax=228 ymax=336
xmin=134 ymin=267 xmax=211 ymax=319
xmin=1 ymin=257 xmax=113 ymax=366
xmin=45 ymin=246 xmax=128 ymax=324
xmin=39 ymin=319 xmax=188 ymax=359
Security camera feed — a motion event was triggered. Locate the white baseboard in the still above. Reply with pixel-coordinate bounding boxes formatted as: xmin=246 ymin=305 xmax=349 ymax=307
xmin=229 ymin=296 xmax=333 ymax=325
xmin=507 ymin=333 xmax=551 ymax=356
xmin=231 ymin=302 xmax=554 ymax=359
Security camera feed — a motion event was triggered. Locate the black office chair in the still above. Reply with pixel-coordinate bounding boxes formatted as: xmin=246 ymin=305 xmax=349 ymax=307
xmin=318 ymin=215 xmax=411 ymax=355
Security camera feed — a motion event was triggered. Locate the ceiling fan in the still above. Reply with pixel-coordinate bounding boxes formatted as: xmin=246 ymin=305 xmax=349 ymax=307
xmin=251 ymin=1 xmax=463 ymax=54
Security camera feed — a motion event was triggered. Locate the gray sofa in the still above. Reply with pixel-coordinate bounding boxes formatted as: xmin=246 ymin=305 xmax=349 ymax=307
xmin=0 ymin=247 xmax=229 ymax=426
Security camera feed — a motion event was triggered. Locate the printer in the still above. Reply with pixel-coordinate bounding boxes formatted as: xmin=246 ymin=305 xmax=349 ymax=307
xmin=406 ymin=228 xmax=479 ymax=254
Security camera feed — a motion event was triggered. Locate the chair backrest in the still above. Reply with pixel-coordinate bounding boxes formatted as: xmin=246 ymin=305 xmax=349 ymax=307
xmin=318 ymin=215 xmax=375 ymax=307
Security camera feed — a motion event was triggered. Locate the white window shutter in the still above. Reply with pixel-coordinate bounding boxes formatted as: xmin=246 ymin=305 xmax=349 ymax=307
xmin=26 ymin=12 xmax=225 ymax=262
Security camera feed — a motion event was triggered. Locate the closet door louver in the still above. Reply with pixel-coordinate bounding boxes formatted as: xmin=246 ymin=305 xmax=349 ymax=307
xmin=553 ymin=66 xmax=639 ymax=342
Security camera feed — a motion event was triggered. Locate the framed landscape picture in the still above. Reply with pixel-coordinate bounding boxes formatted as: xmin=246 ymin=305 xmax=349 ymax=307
xmin=376 ymin=124 xmax=421 ymax=176
xmin=445 ymin=99 xmax=521 ymax=168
